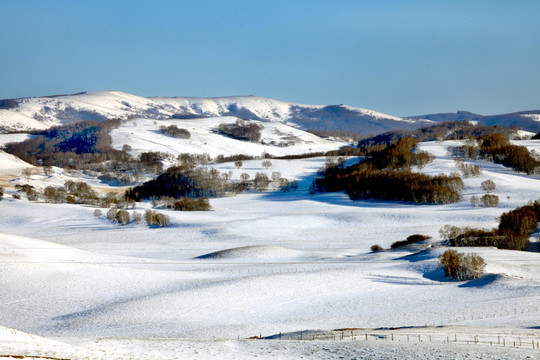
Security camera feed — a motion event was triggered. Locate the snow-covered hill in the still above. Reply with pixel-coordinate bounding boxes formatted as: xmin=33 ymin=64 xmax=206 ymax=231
xmin=0 ymin=91 xmax=434 ymax=134
xmin=110 ymin=117 xmax=346 ymax=159
xmin=407 ymin=110 xmax=540 ymax=133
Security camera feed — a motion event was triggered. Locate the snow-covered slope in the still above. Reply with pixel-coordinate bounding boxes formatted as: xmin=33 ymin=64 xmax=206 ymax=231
xmin=111 ymin=117 xmax=346 ymax=158
xmin=1 ymin=139 xmax=540 ymax=358
xmin=0 ymin=91 xmax=433 ymax=134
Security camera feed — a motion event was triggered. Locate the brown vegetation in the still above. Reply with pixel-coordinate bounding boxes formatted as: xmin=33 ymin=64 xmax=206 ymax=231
xmin=440 ymin=201 xmax=540 ymax=251
xmin=391 ymin=234 xmax=431 ymax=249
xmin=312 ymin=137 xmax=462 ymax=204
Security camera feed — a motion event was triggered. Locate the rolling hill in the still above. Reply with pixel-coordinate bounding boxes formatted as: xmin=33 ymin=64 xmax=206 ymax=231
xmin=0 ymin=91 xmax=433 ymax=134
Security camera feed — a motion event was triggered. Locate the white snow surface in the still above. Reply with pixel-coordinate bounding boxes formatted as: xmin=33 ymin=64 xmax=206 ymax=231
xmin=523 ymin=114 xmax=540 ymax=122
xmin=1 ymin=140 xmax=540 ymax=358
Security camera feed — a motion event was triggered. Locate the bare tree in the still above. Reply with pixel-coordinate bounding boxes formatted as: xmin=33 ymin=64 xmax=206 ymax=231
xmin=115 ymin=209 xmax=131 ymax=225
xmin=481 ymin=194 xmax=499 ymax=207
xmin=253 ymin=172 xmax=271 ymax=191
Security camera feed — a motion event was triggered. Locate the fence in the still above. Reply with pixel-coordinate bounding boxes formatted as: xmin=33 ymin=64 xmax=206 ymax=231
xmin=262 ymin=328 xmax=540 ymax=350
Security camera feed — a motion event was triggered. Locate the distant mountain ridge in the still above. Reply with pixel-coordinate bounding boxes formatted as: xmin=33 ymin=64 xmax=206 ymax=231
xmin=406 ymin=110 xmax=540 ymax=133
xmin=0 ymin=91 xmax=538 ymax=134
xmin=0 ymin=91 xmax=433 ymax=134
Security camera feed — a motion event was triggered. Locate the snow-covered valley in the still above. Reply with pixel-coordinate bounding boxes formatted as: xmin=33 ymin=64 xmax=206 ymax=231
xmin=0 ymin=120 xmax=539 ymax=358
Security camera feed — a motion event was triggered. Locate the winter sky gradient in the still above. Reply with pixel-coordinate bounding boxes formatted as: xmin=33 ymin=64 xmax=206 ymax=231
xmin=1 ymin=0 xmax=539 ymax=116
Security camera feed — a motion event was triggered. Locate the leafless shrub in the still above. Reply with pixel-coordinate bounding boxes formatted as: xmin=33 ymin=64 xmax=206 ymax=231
xmin=145 ymin=210 xmax=170 ymax=227
xmin=481 ymin=179 xmax=496 ymax=193
xmin=115 ymin=209 xmax=130 ymax=225
xmin=107 ymin=207 xmax=118 ymax=221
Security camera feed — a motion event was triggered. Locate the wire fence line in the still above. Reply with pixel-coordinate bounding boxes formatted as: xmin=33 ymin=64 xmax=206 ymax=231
xmin=261 ymin=328 xmax=540 ymax=350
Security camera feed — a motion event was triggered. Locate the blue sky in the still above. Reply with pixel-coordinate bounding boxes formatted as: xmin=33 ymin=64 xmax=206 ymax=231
xmin=1 ymin=0 xmax=539 ymax=116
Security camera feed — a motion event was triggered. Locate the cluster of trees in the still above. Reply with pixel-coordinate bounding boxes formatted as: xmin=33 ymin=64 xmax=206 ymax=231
xmin=343 ymin=167 xmax=463 ymax=204
xmin=450 ymin=133 xmax=539 ymax=174
xmin=99 ymin=207 xmax=170 ymax=227
xmin=166 ymin=197 xmax=211 ymax=211
xmin=470 ymin=194 xmax=499 ymax=208
xmin=42 ymin=181 xmax=99 ymax=205
xmin=15 ymin=180 xmax=142 ymax=210
xmin=4 ymin=119 xmax=128 ymax=169
xmin=439 ymin=249 xmax=486 ymax=281
xmin=499 ymin=200 xmax=540 ymax=240
xmin=312 ymin=138 xmax=463 ymax=204
xmin=160 ymin=125 xmax=191 ymax=139
xmin=440 ymin=200 xmax=540 ymax=250
xmin=125 ymin=166 xmax=233 ymax=201
xmin=217 ymin=119 xmax=262 ymax=142
xmin=391 ymin=234 xmax=431 ymax=249
xmin=125 ymin=163 xmax=298 ymax=202
xmin=105 ymin=207 xmax=135 ymax=225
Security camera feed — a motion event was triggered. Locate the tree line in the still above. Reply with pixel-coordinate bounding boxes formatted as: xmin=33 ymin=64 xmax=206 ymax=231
xmin=450 ymin=133 xmax=539 ymax=174
xmin=440 ymin=200 xmax=540 ymax=251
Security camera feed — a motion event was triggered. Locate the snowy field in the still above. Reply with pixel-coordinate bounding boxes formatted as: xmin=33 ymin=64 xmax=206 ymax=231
xmin=0 ymin=139 xmax=540 ymax=359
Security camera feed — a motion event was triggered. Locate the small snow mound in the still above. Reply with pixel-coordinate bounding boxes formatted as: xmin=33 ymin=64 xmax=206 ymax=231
xmin=196 ymin=245 xmax=303 ymax=260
